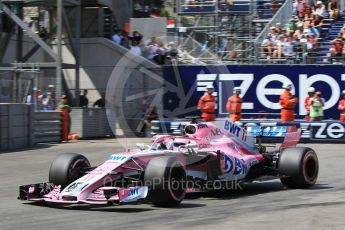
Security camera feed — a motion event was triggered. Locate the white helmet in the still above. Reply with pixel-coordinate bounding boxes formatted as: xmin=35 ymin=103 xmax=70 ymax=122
xmin=206 ymin=85 xmax=214 ymax=90
xmin=283 ymin=82 xmax=292 ymax=90
xmin=308 ymin=87 xmax=316 ymax=93
xmin=233 ymin=87 xmax=241 ymax=94
xmin=342 ymin=90 xmax=345 ymax=95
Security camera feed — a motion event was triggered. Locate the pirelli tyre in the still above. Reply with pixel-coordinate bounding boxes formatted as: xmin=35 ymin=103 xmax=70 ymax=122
xmin=49 ymin=153 xmax=91 ymax=188
xmin=144 ymin=156 xmax=186 ymax=207
xmin=278 ymin=147 xmax=319 ymax=188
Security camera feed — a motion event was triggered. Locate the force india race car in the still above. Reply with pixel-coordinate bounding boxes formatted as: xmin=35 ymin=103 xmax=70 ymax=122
xmin=18 ymin=119 xmax=319 ymax=207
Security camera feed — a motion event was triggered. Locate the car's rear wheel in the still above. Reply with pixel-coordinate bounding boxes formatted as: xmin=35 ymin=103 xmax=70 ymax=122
xmin=144 ymin=156 xmax=186 ymax=207
xmin=278 ymin=147 xmax=318 ymax=188
xmin=49 ymin=153 xmax=90 ymax=188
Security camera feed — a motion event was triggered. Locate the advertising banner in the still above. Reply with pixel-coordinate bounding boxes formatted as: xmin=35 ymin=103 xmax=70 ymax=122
xmin=163 ymin=65 xmax=345 ymax=120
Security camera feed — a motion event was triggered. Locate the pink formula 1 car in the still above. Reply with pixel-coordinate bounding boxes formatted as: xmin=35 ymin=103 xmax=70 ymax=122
xmin=18 ymin=119 xmax=319 ymax=207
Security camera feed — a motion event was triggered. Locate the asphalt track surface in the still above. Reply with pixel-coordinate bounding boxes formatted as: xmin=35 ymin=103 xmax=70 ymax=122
xmin=1 ymin=139 xmax=345 ymax=230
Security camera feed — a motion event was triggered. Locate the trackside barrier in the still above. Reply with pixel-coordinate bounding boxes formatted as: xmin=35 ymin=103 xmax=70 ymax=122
xmin=33 ymin=111 xmax=62 ymax=143
xmin=70 ymin=108 xmax=113 ymax=138
xmin=0 ymin=104 xmax=34 ymax=151
xmin=151 ymin=119 xmax=345 ymax=143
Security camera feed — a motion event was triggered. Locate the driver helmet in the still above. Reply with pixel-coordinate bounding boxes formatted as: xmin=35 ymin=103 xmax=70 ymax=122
xmin=172 ymin=139 xmax=190 ymax=148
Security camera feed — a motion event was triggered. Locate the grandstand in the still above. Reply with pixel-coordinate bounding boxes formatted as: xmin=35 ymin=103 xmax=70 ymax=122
xmin=174 ymin=0 xmax=345 ymax=65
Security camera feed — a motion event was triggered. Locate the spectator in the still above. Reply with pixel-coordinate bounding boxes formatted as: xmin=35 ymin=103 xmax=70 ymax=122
xmin=153 ymin=49 xmax=165 ymax=65
xmin=313 ymin=1 xmax=326 ymax=18
xmin=300 ymin=34 xmax=314 ymax=63
xmin=275 ymin=23 xmax=283 ymax=34
xmin=120 ymin=31 xmax=131 ymax=49
xmin=304 ymin=87 xmax=316 ymax=121
xmin=293 ymin=23 xmax=305 ymax=39
xmin=42 ymin=92 xmax=56 ymax=111
xmin=310 ymin=91 xmax=325 ymax=121
xmin=341 ymin=26 xmax=345 ymax=40
xmin=93 ymin=92 xmax=106 ymax=108
xmin=271 ymin=0 xmax=279 ymax=14
xmin=164 ymin=55 xmax=173 ymax=65
xmin=306 ymin=23 xmax=320 ymax=39
xmin=270 ymin=26 xmax=278 ymax=38
xmin=261 ymin=33 xmax=275 ymax=58
xmin=273 ymin=34 xmax=285 ymax=59
xmin=167 ymin=42 xmax=178 ymax=59
xmin=312 ymin=13 xmax=324 ymax=29
xmin=287 ymin=18 xmax=298 ymax=35
xmin=130 ymin=31 xmax=143 ymax=44
xmin=112 ymin=29 xmax=122 ymax=45
xmin=330 ymin=35 xmax=344 ymax=57
xmin=130 ymin=40 xmax=142 ymax=56
xmin=297 ymin=0 xmax=307 ymax=15
xmin=282 ymin=36 xmax=296 ymax=58
xmin=79 ymin=89 xmax=89 ymax=108
xmin=146 ymin=38 xmax=159 ymax=60
xmin=292 ymin=34 xmax=304 ymax=59
xmin=327 ymin=0 xmax=340 ymax=20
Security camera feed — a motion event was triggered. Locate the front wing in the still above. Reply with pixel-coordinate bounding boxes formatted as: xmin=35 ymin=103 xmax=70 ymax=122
xmin=18 ymin=183 xmax=148 ymax=205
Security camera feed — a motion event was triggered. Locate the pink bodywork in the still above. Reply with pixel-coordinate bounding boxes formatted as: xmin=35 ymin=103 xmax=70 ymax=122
xmin=26 ymin=120 xmax=274 ymax=205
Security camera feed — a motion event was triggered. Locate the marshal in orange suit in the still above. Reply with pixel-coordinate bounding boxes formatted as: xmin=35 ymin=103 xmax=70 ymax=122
xmin=279 ymin=82 xmax=298 ymax=122
xmin=198 ymin=85 xmax=216 ymax=121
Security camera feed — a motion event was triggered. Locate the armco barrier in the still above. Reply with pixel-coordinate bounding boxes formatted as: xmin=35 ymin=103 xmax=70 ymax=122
xmin=0 ymin=104 xmax=34 ymax=151
xmin=70 ymin=108 xmax=113 ymax=138
xmin=33 ymin=111 xmax=62 ymax=143
xmin=151 ymin=119 xmax=345 ymax=143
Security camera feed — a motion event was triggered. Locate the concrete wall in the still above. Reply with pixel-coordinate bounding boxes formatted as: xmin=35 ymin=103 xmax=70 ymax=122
xmin=0 ymin=104 xmax=33 ymax=151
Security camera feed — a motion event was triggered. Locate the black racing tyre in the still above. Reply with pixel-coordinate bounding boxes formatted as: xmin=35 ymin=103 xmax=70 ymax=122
xmin=49 ymin=153 xmax=91 ymax=188
xmin=144 ymin=156 xmax=186 ymax=207
xmin=278 ymin=147 xmax=318 ymax=188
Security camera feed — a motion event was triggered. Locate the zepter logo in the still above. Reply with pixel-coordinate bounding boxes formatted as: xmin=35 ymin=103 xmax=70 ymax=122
xmin=105 ymin=35 xmax=235 ymax=146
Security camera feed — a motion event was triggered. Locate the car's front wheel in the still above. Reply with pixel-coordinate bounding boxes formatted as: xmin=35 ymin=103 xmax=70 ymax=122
xmin=49 ymin=153 xmax=91 ymax=188
xmin=144 ymin=156 xmax=186 ymax=207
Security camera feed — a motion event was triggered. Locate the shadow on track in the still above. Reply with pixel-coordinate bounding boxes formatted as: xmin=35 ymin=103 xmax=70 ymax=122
xmin=185 ymin=181 xmax=333 ymax=200
xmin=25 ymin=201 xmax=206 ymax=212
xmin=0 ymin=143 xmax=55 ymax=155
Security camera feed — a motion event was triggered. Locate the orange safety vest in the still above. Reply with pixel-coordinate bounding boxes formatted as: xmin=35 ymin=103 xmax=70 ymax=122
xmin=226 ymin=94 xmax=243 ymax=122
xmin=279 ymin=90 xmax=298 ymax=122
xmin=338 ymin=99 xmax=345 ymax=122
xmin=198 ymin=94 xmax=216 ymax=121
xmin=60 ymin=108 xmax=70 ymax=141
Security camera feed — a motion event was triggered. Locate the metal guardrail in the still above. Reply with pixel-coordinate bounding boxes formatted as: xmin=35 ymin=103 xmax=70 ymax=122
xmin=33 ymin=111 xmax=62 ymax=143
xmin=70 ymin=108 xmax=113 ymax=138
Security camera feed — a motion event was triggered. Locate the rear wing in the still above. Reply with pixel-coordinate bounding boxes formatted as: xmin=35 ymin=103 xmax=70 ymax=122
xmin=245 ymin=124 xmax=301 ymax=150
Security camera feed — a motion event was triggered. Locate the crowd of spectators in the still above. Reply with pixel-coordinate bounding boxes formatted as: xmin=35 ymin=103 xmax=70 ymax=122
xmin=261 ymin=0 xmax=344 ymax=63
xmin=111 ymin=29 xmax=178 ymax=65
